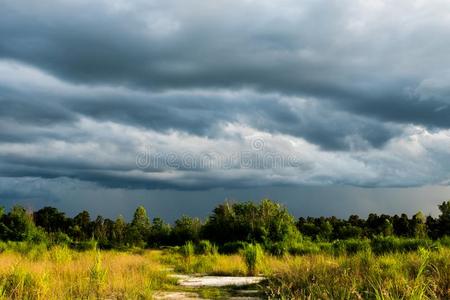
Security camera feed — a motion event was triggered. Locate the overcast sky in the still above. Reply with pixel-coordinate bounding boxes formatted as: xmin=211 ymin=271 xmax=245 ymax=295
xmin=1 ymin=0 xmax=450 ymax=220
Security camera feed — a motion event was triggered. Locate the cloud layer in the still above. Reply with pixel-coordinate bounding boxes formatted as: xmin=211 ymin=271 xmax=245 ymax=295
xmin=1 ymin=0 xmax=450 ymax=193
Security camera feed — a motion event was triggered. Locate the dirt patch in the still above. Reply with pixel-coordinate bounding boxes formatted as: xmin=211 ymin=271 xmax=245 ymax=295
xmin=175 ymin=275 xmax=265 ymax=287
xmin=153 ymin=291 xmax=204 ymax=300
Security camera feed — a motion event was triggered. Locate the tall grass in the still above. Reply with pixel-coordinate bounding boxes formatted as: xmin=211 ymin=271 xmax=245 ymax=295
xmin=1 ymin=241 xmax=450 ymax=299
xmin=0 ymin=245 xmax=173 ymax=299
xmin=263 ymin=248 xmax=450 ymax=299
xmin=242 ymin=243 xmax=264 ymax=276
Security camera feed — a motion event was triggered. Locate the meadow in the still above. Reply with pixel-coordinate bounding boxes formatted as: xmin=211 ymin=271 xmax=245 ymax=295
xmin=1 ymin=240 xmax=450 ymax=299
xmin=1 ymin=199 xmax=450 ymax=298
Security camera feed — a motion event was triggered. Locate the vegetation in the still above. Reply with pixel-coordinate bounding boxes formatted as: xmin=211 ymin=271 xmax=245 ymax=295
xmin=1 ymin=199 xmax=450 ymax=298
xmin=0 ymin=247 xmax=174 ymax=299
xmin=2 ymin=198 xmax=450 ymax=253
xmin=242 ymin=243 xmax=264 ymax=275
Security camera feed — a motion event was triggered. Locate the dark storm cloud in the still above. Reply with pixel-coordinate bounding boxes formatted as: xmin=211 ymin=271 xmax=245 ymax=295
xmin=1 ymin=0 xmax=450 ymax=131
xmin=0 ymin=74 xmax=399 ymax=150
xmin=0 ymin=0 xmax=450 ymax=193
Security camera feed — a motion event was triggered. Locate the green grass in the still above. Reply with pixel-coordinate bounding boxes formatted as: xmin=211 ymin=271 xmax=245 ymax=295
xmin=1 ymin=240 xmax=450 ymax=299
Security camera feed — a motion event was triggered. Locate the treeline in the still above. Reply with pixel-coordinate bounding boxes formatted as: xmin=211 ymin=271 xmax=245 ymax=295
xmin=1 ymin=199 xmax=450 ymax=253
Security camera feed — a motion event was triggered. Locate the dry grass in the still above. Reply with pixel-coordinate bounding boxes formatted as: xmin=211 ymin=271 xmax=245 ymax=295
xmin=1 ymin=244 xmax=450 ymax=299
xmin=262 ymin=248 xmax=450 ymax=299
xmin=0 ymin=246 xmax=175 ymax=299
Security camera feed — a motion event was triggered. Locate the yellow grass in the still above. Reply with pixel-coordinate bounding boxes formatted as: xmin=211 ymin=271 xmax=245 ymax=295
xmin=0 ymin=247 xmax=174 ymax=299
xmin=2 ymin=245 xmax=450 ymax=299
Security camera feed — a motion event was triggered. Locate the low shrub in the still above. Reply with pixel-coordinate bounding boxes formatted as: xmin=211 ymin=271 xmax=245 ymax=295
xmin=288 ymin=241 xmax=321 ymax=255
xmin=71 ymin=240 xmax=97 ymax=251
xmin=370 ymin=236 xmax=432 ymax=255
xmin=333 ymin=239 xmax=370 ymax=255
xmin=242 ymin=243 xmax=264 ymax=275
xmin=196 ymin=240 xmax=218 ymax=255
xmin=219 ymin=241 xmax=248 ymax=254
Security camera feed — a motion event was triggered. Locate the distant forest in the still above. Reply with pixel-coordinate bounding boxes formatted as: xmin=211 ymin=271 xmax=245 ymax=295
xmin=1 ymin=199 xmax=450 ymax=254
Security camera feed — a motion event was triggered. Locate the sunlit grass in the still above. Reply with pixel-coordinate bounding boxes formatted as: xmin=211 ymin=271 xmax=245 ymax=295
xmin=0 ymin=246 xmax=174 ymax=299
xmin=1 ymin=244 xmax=450 ymax=299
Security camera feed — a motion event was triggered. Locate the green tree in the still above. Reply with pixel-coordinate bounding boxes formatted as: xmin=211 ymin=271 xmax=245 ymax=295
xmin=128 ymin=206 xmax=151 ymax=247
xmin=172 ymin=215 xmax=202 ymax=244
xmin=73 ymin=210 xmax=92 ymax=241
xmin=1 ymin=206 xmax=40 ymax=241
xmin=112 ymin=215 xmax=127 ymax=247
xmin=438 ymin=201 xmax=450 ymax=237
xmin=34 ymin=206 xmax=66 ymax=233
xmin=411 ymin=211 xmax=427 ymax=238
xmin=148 ymin=217 xmax=171 ymax=246
xmin=203 ymin=199 xmax=300 ymax=250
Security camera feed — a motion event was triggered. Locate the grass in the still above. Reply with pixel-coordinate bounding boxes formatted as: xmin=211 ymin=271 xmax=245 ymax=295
xmin=262 ymin=248 xmax=450 ymax=299
xmin=0 ymin=244 xmax=175 ymax=299
xmin=1 ymin=242 xmax=450 ymax=299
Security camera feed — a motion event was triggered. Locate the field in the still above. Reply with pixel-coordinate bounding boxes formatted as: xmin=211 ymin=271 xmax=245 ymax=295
xmin=0 ymin=242 xmax=450 ymax=299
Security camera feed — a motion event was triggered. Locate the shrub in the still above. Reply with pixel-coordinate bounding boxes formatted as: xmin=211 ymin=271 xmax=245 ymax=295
xmin=48 ymin=231 xmax=72 ymax=246
xmin=71 ymin=239 xmax=97 ymax=251
xmin=288 ymin=241 xmax=321 ymax=255
xmin=370 ymin=236 xmax=432 ymax=255
xmin=196 ymin=240 xmax=218 ymax=255
xmin=333 ymin=239 xmax=370 ymax=255
xmin=242 ymin=243 xmax=263 ymax=275
xmin=265 ymin=241 xmax=290 ymax=256
xmin=370 ymin=236 xmax=402 ymax=255
xmin=48 ymin=245 xmax=72 ymax=263
xmin=437 ymin=236 xmax=450 ymax=248
xmin=219 ymin=241 xmax=248 ymax=254
xmin=180 ymin=241 xmax=195 ymax=258
xmin=89 ymin=251 xmax=107 ymax=297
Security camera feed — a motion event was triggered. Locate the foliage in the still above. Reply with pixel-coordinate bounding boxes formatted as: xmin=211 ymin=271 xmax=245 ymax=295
xmin=0 ymin=200 xmax=449 ymax=254
xmin=172 ymin=216 xmax=202 ymax=245
xmin=242 ymin=243 xmax=263 ymax=275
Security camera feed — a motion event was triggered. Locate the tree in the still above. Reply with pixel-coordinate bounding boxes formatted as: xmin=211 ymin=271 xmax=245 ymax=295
xmin=258 ymin=199 xmax=299 ymax=244
xmin=318 ymin=219 xmax=333 ymax=241
xmin=172 ymin=215 xmax=202 ymax=245
xmin=112 ymin=215 xmax=127 ymax=247
xmin=1 ymin=206 xmax=38 ymax=241
xmin=203 ymin=199 xmax=299 ymax=248
xmin=393 ymin=214 xmax=410 ymax=237
xmin=34 ymin=206 xmax=66 ymax=233
xmin=93 ymin=216 xmax=112 ymax=248
xmin=411 ymin=212 xmax=427 ymax=238
xmin=148 ymin=217 xmax=171 ymax=246
xmin=128 ymin=206 xmax=151 ymax=247
xmin=438 ymin=201 xmax=450 ymax=237
xmin=72 ymin=210 xmax=92 ymax=241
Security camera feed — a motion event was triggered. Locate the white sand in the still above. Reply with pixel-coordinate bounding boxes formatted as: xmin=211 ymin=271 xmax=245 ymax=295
xmin=176 ymin=275 xmax=265 ymax=287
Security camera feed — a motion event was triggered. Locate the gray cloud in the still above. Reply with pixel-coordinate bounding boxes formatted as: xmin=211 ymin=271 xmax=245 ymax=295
xmin=0 ymin=0 xmax=450 ymax=194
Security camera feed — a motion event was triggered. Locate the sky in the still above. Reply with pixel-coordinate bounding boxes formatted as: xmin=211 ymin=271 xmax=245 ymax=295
xmin=1 ymin=0 xmax=450 ymax=221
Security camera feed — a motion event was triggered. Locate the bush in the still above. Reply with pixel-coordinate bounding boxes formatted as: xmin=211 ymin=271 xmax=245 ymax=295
xmin=332 ymin=239 xmax=370 ymax=255
xmin=71 ymin=240 xmax=97 ymax=251
xmin=196 ymin=240 xmax=218 ymax=255
xmin=265 ymin=241 xmax=290 ymax=256
xmin=48 ymin=231 xmax=72 ymax=246
xmin=180 ymin=241 xmax=195 ymax=258
xmin=370 ymin=236 xmax=432 ymax=255
xmin=437 ymin=236 xmax=450 ymax=248
xmin=288 ymin=241 xmax=321 ymax=255
xmin=219 ymin=241 xmax=248 ymax=254
xmin=48 ymin=245 xmax=72 ymax=263
xmin=242 ymin=243 xmax=263 ymax=275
